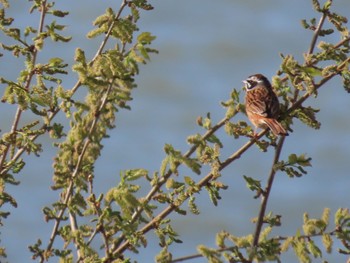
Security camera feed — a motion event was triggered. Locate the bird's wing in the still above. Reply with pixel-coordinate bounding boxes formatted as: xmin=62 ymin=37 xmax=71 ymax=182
xmin=248 ymin=100 xmax=269 ymax=117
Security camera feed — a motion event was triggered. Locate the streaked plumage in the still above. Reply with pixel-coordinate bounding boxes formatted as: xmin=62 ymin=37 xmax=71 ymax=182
xmin=243 ymin=74 xmax=288 ymax=136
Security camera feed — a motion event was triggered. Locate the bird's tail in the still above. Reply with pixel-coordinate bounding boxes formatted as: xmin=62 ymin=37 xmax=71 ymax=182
xmin=263 ymin=118 xmax=288 ymax=136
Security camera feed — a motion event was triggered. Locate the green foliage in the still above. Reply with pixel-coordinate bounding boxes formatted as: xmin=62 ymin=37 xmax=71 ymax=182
xmin=303 ymin=209 xmax=329 ymax=235
xmin=275 ymin=153 xmax=312 ymax=178
xmin=164 ymin=144 xmax=201 ymax=175
xmin=292 ymin=106 xmax=321 ymax=129
xmin=0 ymin=0 xmax=349 ymax=262
xmin=197 ymin=245 xmax=222 ymax=263
xmin=243 ymin=175 xmax=263 ymax=198
xmin=197 ymin=208 xmax=350 ymax=263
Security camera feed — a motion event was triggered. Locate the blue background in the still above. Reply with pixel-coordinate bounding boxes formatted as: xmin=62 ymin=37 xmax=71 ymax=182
xmin=1 ymin=0 xmax=350 ymax=262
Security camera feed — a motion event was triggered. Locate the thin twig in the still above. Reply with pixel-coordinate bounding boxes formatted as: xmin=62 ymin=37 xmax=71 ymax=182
xmin=292 ymin=11 xmax=328 ymax=104
xmin=308 ymin=11 xmax=328 ymax=55
xmin=170 ymin=246 xmax=241 ymax=263
xmin=0 ymin=0 xmax=47 ymax=173
xmin=252 ymin=136 xmax=285 ymax=248
xmin=91 ymin=0 xmax=128 ymax=62
xmin=68 ymin=212 xmax=81 ymax=259
xmin=78 ymin=198 xmax=111 ymax=262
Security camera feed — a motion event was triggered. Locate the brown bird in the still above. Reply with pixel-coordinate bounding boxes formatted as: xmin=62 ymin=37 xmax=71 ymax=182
xmin=243 ymin=73 xmax=288 ymax=136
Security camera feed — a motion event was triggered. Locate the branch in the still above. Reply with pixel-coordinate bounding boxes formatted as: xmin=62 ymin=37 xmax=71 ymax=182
xmin=169 ymin=228 xmax=339 ymax=262
xmin=247 ymin=51 xmax=350 ymax=257
xmin=44 ymin=81 xmax=115 ymax=260
xmin=249 ymin=9 xmax=350 ymax=257
xmin=170 ymin=246 xmax=246 ymax=263
xmin=110 ymin=115 xmax=233 ymax=250
xmin=68 ymin=212 xmax=81 ymax=259
xmin=140 ymin=116 xmax=230 ymax=210
xmin=0 ymin=0 xmax=129 ymax=177
xmin=111 ymin=53 xmax=349 ymax=255
xmin=291 ymin=11 xmax=328 ymax=103
xmin=252 ymin=136 xmax=285 ymax=248
xmin=0 ymin=0 xmax=48 ymax=173
xmin=308 ymin=10 xmax=328 ymax=55
xmin=112 ymin=128 xmax=266 ymax=255
xmin=91 ymin=0 xmax=128 ymax=62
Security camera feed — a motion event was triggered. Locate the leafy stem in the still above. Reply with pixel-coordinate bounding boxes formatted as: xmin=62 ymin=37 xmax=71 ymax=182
xmin=0 ymin=0 xmax=129 ymax=177
xmin=169 ymin=227 xmax=340 ymax=262
xmin=0 ymin=0 xmax=48 ymax=174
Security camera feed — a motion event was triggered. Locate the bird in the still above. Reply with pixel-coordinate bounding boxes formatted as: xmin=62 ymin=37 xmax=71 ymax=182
xmin=243 ymin=73 xmax=288 ymax=136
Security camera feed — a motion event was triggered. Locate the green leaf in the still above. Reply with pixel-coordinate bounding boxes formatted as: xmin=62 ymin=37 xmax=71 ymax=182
xmin=322 ymin=233 xmax=333 ymax=253
xmin=160 ymin=156 xmax=169 ymax=177
xmin=51 ymin=9 xmax=69 ymax=17
xmin=132 ymin=0 xmax=154 ymax=10
xmin=301 ymin=66 xmax=322 ymax=76
xmin=243 ymin=175 xmax=262 ymax=192
xmin=307 ymin=240 xmax=322 ymax=258
xmin=188 ymin=195 xmax=200 ymax=215
xmin=0 ymin=191 xmax=17 ymax=208
xmin=288 ymin=153 xmax=298 ymax=164
xmin=125 ymin=169 xmax=148 ymax=181
xmin=206 ymin=134 xmax=223 ymax=148
xmin=322 ymin=0 xmax=332 ymax=11
xmin=86 ymin=27 xmax=106 ymax=39
xmin=165 ymin=178 xmax=175 ymax=189
xmin=0 ymin=0 xmax=9 ymax=8
xmin=341 ymin=70 xmax=350 ymax=93
xmin=137 ymin=32 xmax=156 ymax=45
xmin=297 ymin=154 xmax=312 ymax=167
xmin=48 ymin=57 xmax=64 ymax=67
xmin=312 ymin=0 xmax=321 ymax=11
xmin=301 ymin=19 xmax=310 ymax=29
xmin=184 ymin=176 xmax=195 ymax=186
xmin=137 ymin=43 xmax=150 ymax=60
xmin=24 ymin=26 xmax=37 ymax=37
xmin=206 ymin=184 xmax=220 ymax=206
xmin=11 ymin=159 xmax=25 ymax=174
xmin=292 ymin=107 xmax=321 ymax=129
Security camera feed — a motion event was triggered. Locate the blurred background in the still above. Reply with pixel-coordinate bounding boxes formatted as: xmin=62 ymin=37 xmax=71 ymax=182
xmin=1 ymin=0 xmax=350 ymax=262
